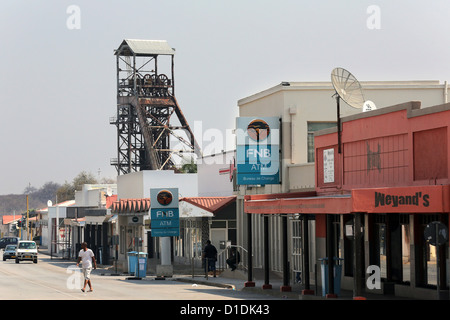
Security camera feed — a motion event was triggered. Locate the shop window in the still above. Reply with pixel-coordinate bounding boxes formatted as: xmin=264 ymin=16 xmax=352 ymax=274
xmin=417 ymin=214 xmax=449 ymax=289
xmin=372 ymin=214 xmax=387 ymax=279
xmin=307 ymin=122 xmax=336 ymax=162
xmin=178 ymin=220 xmax=203 ymax=260
xmin=331 ymin=215 xmax=341 ymax=259
xmin=211 ymin=220 xmax=227 ymax=228
xmin=400 ymin=214 xmax=411 ymax=283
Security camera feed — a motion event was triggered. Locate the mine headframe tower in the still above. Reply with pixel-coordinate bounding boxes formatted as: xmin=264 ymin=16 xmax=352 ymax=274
xmin=110 ymin=39 xmax=200 ymax=175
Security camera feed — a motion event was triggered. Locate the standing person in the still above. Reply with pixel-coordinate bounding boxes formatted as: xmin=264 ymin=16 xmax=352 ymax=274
xmin=202 ymin=240 xmax=217 ymax=278
xmin=76 ymin=242 xmax=97 ymax=292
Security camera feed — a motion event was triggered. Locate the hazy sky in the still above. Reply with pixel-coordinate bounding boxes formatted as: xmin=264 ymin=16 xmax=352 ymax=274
xmin=1 ymin=0 xmax=450 ymax=195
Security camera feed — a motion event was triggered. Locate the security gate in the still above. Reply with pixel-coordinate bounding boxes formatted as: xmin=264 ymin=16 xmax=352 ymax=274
xmin=291 ymin=219 xmax=302 ymax=283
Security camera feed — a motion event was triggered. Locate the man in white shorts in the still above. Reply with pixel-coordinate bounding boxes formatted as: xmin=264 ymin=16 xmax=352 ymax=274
xmin=76 ymin=242 xmax=97 ymax=292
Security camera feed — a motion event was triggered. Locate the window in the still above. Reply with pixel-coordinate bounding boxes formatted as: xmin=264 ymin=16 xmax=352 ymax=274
xmin=418 ymin=214 xmax=448 ymax=288
xmin=400 ymin=214 xmax=410 ymax=283
xmin=19 ymin=242 xmax=36 ymax=249
xmin=308 ymin=122 xmax=336 ymax=162
xmin=372 ymin=214 xmax=387 ymax=279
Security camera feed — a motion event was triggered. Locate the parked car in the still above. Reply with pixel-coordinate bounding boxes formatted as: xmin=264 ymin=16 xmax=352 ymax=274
xmin=15 ymin=240 xmax=38 ymax=264
xmin=3 ymin=244 xmax=17 ymax=261
xmin=0 ymin=237 xmax=20 ymax=250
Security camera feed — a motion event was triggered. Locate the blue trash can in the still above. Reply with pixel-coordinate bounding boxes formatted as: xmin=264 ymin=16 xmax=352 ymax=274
xmin=127 ymin=251 xmax=137 ymax=275
xmin=319 ymin=257 xmax=344 ymax=296
xmin=135 ymin=252 xmax=148 ymax=278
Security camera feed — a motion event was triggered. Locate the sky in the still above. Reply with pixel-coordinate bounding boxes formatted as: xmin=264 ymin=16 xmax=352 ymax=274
xmin=1 ymin=0 xmax=450 ymax=195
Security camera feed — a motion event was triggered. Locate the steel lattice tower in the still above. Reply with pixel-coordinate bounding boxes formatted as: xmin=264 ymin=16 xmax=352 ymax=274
xmin=110 ymin=39 xmax=200 ymax=174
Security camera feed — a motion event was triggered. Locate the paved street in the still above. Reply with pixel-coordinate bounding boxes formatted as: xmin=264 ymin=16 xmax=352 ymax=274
xmin=0 ymin=251 xmax=289 ymax=301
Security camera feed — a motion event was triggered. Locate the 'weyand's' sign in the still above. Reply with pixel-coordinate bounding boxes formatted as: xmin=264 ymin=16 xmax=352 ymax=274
xmin=352 ymin=186 xmax=448 ymax=213
xmin=374 ymin=191 xmax=430 ymax=208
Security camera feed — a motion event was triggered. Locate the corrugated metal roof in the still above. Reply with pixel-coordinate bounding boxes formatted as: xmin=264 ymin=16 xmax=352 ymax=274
xmin=2 ymin=215 xmax=21 ymax=225
xmin=116 ymin=39 xmax=175 ymax=56
xmin=111 ymin=198 xmax=151 ymax=214
xmin=110 ymin=196 xmax=236 ymax=215
xmin=180 ymin=196 xmax=236 ymax=214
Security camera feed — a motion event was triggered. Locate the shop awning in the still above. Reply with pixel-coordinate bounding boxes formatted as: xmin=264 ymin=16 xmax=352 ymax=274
xmin=245 ymin=194 xmax=352 ymax=214
xmin=64 ymin=217 xmax=86 ymax=227
xmin=244 ymin=185 xmax=450 ymax=215
xmin=84 ymin=215 xmax=113 ymax=224
xmin=180 ymin=196 xmax=236 ymax=215
xmin=111 ymin=198 xmax=151 ymax=214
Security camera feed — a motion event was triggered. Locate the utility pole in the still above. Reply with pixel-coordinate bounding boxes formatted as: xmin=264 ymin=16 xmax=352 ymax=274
xmin=26 ymin=195 xmax=29 ymax=240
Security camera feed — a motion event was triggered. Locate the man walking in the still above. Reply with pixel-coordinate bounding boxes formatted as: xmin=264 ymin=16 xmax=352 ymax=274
xmin=76 ymin=242 xmax=97 ymax=292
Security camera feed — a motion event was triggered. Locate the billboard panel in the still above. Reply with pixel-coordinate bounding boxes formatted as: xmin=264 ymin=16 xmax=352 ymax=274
xmin=236 ymin=117 xmax=280 ymax=185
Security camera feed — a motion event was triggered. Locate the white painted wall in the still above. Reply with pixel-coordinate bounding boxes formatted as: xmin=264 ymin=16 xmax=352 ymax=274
xmin=117 ymin=170 xmax=198 ymax=199
xmin=75 ymin=184 xmax=117 ymax=207
xmin=197 ymin=150 xmax=235 ymax=197
xmin=45 ymin=205 xmax=69 ymax=251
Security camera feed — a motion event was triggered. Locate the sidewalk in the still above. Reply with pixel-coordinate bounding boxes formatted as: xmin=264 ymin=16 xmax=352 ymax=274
xmin=38 ymin=248 xmax=410 ymax=300
xmin=99 ymin=265 xmax=411 ymax=300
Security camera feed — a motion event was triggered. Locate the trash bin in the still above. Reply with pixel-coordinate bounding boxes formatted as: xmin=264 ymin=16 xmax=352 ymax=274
xmin=127 ymin=251 xmax=137 ymax=275
xmin=135 ymin=252 xmax=148 ymax=278
xmin=318 ymin=257 xmax=344 ymax=296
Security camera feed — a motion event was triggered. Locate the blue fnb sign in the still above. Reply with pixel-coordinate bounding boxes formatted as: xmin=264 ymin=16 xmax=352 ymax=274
xmin=236 ymin=117 xmax=280 ymax=185
xmin=150 ymin=188 xmax=179 ymax=237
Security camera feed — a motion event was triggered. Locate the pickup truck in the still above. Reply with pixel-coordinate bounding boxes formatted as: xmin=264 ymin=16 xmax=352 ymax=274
xmin=15 ymin=240 xmax=38 ymax=264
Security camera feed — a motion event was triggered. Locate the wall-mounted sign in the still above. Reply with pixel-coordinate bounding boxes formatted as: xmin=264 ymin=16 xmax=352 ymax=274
xmin=236 ymin=117 xmax=280 ymax=185
xmin=128 ymin=215 xmax=143 ymax=225
xmin=424 ymin=221 xmax=448 ymax=246
xmin=352 ymin=186 xmax=445 ymax=213
xmin=150 ymin=188 xmax=179 ymax=237
xmin=323 ymin=148 xmax=335 ymax=183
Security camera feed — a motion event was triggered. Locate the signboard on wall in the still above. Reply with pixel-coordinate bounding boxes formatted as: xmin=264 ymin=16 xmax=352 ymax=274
xmin=323 ymin=148 xmax=335 ymax=183
xmin=150 ymin=188 xmax=179 ymax=237
xmin=236 ymin=117 xmax=280 ymax=185
xmin=352 ymin=185 xmax=447 ymax=213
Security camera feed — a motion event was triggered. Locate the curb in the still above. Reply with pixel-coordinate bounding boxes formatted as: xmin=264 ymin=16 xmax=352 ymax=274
xmin=174 ymin=277 xmax=236 ymax=290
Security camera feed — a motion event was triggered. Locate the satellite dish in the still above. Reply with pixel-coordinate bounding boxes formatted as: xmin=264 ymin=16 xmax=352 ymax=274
xmin=331 ymin=67 xmax=368 ymax=154
xmin=363 ymin=100 xmax=377 ymax=112
xmin=331 ymin=67 xmax=365 ymax=109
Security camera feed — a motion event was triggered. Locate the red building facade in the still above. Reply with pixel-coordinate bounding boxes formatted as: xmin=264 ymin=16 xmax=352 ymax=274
xmin=244 ymin=101 xmax=450 ymax=299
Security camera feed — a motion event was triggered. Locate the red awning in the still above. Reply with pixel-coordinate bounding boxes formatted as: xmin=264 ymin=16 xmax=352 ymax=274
xmin=244 ymin=185 xmax=450 ymax=215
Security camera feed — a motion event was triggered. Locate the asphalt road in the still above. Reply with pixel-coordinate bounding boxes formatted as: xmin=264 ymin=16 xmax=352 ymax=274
xmin=0 ymin=251 xmax=288 ymax=301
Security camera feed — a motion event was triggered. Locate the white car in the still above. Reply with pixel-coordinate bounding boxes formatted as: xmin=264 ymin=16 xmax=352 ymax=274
xmin=15 ymin=240 xmax=38 ymax=264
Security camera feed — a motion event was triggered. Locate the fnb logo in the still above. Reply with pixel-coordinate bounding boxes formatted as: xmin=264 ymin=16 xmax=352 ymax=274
xmin=157 ymin=190 xmax=173 ymax=206
xmin=155 ymin=210 xmax=176 ymax=218
xmin=247 ymin=119 xmax=270 ymax=142
xmin=246 ymin=148 xmax=271 ymax=158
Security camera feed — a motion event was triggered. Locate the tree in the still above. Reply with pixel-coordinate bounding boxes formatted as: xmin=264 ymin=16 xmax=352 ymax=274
xmin=179 ymin=156 xmax=197 ymax=173
xmin=32 ymin=181 xmax=61 ymax=204
xmin=56 ymin=181 xmax=75 ymax=203
xmin=55 ymin=171 xmax=99 ymax=202
xmin=72 ymin=171 xmax=98 ymax=191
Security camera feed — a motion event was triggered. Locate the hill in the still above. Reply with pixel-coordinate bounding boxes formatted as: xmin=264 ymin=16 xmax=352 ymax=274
xmin=0 ymin=194 xmax=47 ymax=216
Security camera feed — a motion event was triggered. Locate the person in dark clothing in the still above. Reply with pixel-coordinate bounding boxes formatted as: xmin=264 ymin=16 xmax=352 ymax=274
xmin=202 ymin=240 xmax=217 ymax=277
xmin=226 ymin=247 xmax=240 ymax=271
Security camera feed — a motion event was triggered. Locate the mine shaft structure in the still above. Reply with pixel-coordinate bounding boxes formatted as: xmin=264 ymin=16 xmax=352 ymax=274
xmin=110 ymin=39 xmax=200 ymax=175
